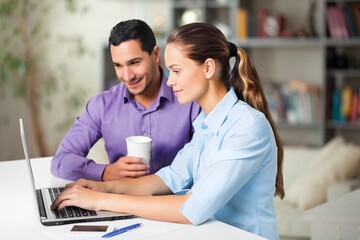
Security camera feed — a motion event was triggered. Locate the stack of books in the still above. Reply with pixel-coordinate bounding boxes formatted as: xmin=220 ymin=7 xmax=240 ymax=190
xmin=331 ymin=86 xmax=360 ymax=124
xmin=326 ymin=3 xmax=360 ymax=39
xmin=263 ymin=79 xmax=321 ymax=125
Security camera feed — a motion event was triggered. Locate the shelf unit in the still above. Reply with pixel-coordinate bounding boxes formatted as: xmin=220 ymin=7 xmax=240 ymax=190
xmin=101 ymin=0 xmax=360 ymax=147
xmin=323 ymin=0 xmax=360 ymax=145
xmin=169 ymin=0 xmax=360 ymax=146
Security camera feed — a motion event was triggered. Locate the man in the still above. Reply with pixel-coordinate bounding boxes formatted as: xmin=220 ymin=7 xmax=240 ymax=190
xmin=51 ymin=19 xmax=200 ymax=181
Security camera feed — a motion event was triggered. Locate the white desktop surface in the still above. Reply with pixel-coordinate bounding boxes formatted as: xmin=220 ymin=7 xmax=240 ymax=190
xmin=0 ymin=157 xmax=266 ymax=240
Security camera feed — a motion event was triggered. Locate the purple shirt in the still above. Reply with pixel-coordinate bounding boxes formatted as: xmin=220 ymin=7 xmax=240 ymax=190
xmin=51 ymin=71 xmax=200 ymax=181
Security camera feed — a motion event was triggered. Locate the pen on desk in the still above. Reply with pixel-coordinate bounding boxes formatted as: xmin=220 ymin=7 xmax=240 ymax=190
xmin=101 ymin=223 xmax=142 ymax=238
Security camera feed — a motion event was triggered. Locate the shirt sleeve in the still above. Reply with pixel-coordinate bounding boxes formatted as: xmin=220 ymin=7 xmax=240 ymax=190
xmin=51 ymin=96 xmax=107 ymax=181
xmin=180 ymin=128 xmax=274 ymax=225
xmin=155 ymin=136 xmax=197 ymax=194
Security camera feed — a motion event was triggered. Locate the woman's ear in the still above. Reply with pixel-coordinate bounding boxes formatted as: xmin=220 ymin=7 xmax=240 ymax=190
xmin=203 ymin=58 xmax=216 ymax=79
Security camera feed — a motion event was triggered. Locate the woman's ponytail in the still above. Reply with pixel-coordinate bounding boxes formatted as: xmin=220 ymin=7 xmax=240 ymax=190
xmin=231 ymin=47 xmax=285 ymax=199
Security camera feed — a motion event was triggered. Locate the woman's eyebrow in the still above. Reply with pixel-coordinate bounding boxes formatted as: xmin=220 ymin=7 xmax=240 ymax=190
xmin=168 ymin=64 xmax=180 ymax=69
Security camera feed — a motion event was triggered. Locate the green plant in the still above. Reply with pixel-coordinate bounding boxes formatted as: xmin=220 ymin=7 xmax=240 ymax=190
xmin=0 ymin=0 xmax=91 ymax=156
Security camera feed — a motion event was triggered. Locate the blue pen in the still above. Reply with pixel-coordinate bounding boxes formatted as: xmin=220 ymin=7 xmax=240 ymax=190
xmin=101 ymin=223 xmax=142 ymax=238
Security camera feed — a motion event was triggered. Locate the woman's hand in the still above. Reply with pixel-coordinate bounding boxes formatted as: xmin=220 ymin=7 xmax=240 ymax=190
xmin=50 ymin=184 xmax=107 ymax=211
xmin=65 ymin=178 xmax=109 ymax=193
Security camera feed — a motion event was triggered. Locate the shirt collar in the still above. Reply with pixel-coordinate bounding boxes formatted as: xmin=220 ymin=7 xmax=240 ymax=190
xmin=194 ymin=88 xmax=238 ymax=134
xmin=157 ymin=68 xmax=174 ymax=103
xmin=123 ymin=67 xmax=173 ymax=104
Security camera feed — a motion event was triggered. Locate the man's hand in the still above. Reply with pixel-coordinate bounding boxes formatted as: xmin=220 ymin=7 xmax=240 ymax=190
xmin=102 ymin=156 xmax=149 ymax=181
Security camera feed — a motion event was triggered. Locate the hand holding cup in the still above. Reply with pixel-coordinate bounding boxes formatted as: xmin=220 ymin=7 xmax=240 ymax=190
xmin=126 ymin=136 xmax=152 ymax=165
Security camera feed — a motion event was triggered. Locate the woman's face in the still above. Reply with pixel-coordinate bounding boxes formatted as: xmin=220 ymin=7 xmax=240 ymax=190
xmin=164 ymin=43 xmax=208 ymax=104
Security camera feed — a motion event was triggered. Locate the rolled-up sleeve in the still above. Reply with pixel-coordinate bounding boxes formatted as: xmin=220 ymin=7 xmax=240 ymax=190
xmin=155 ymin=138 xmax=197 ymax=194
xmin=180 ymin=129 xmax=272 ymax=225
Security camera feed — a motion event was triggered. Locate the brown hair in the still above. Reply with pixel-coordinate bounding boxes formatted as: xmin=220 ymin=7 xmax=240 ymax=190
xmin=167 ymin=22 xmax=284 ymax=199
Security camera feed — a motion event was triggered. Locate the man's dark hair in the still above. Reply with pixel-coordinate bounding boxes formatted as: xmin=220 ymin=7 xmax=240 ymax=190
xmin=108 ymin=19 xmax=156 ymax=55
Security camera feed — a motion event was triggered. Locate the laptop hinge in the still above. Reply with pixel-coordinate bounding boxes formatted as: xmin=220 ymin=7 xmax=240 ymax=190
xmin=36 ymin=189 xmax=47 ymax=219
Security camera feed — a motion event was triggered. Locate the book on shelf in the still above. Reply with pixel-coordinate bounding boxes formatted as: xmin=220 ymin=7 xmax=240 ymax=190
xmin=331 ymin=90 xmax=341 ymax=121
xmin=237 ymin=8 xmax=248 ymax=39
xmin=342 ymin=86 xmax=353 ymax=119
xmin=331 ymin=86 xmax=360 ymax=124
xmin=248 ymin=9 xmax=258 ymax=37
xmin=263 ymin=80 xmax=321 ymax=126
xmin=235 ymin=8 xmax=258 ymax=38
xmin=263 ymin=82 xmax=285 ymax=123
xmin=351 ymin=3 xmax=360 ymax=35
xmin=343 ymin=4 xmax=359 ymax=37
xmin=326 ymin=5 xmax=350 ymax=39
xmin=257 ymin=8 xmax=268 ymax=37
xmin=352 ymin=88 xmax=360 ymax=124
xmin=350 ymin=94 xmax=359 ymax=124
xmin=288 ymin=79 xmax=321 ymax=124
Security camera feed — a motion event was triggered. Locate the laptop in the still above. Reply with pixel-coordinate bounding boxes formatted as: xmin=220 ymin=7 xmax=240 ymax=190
xmin=19 ymin=118 xmax=134 ymax=226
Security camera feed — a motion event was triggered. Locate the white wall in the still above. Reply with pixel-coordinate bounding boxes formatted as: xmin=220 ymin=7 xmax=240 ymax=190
xmin=0 ymin=0 xmax=170 ymax=161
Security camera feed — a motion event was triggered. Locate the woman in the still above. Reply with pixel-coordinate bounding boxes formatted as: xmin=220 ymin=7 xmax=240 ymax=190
xmin=51 ymin=22 xmax=284 ymax=240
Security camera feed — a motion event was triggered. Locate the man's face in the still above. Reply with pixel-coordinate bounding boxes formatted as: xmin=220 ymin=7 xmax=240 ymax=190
xmin=110 ymin=39 xmax=159 ymax=96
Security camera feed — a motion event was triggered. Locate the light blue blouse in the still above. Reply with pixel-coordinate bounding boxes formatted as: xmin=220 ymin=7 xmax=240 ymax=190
xmin=156 ymin=88 xmax=279 ymax=240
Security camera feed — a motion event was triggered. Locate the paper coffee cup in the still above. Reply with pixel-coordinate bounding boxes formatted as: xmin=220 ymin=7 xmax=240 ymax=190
xmin=125 ymin=136 xmax=152 ymax=165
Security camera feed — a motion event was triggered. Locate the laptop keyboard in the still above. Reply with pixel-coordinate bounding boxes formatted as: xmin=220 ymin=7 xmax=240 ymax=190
xmin=49 ymin=188 xmax=97 ymax=219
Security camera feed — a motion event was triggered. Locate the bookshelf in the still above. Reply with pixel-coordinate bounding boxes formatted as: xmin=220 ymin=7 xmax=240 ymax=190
xmin=167 ymin=0 xmax=360 ymax=146
xmin=102 ymin=0 xmax=360 ymax=147
xmin=324 ymin=0 xmax=360 ymax=144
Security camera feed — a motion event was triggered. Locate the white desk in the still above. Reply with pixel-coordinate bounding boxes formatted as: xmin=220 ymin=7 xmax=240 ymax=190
xmin=0 ymin=157 xmax=266 ymax=240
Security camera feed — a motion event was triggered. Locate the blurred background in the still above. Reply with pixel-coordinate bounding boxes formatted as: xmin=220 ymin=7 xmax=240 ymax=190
xmin=1 ymin=0 xmax=360 ymax=161
xmin=0 ymin=0 xmax=172 ymax=160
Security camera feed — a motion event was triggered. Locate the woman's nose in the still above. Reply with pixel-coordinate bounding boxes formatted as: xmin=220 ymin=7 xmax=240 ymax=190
xmin=167 ymin=76 xmax=175 ymax=87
